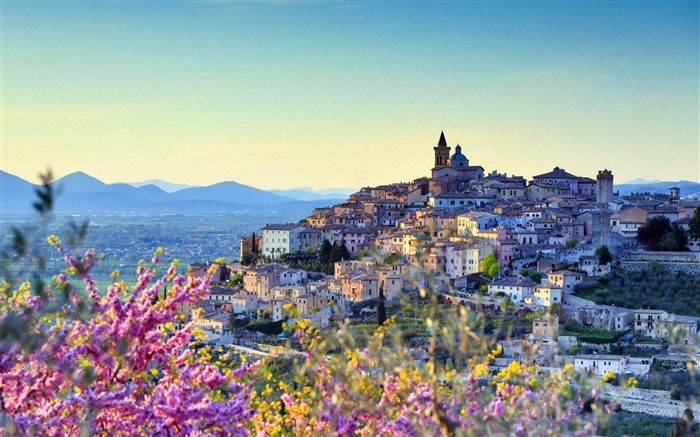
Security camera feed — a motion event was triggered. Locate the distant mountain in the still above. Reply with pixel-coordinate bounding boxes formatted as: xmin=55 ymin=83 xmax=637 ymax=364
xmin=621 ymin=178 xmax=661 ymax=185
xmin=176 ymin=181 xmax=295 ymax=205
xmin=615 ymin=180 xmax=700 ymax=197
xmin=0 ymin=170 xmax=37 ymax=213
xmin=268 ymin=186 xmax=355 ymax=201
xmin=0 ymin=170 xmax=338 ymax=215
xmin=128 ymin=179 xmax=197 ymax=193
xmin=54 ymin=171 xmax=112 ymax=193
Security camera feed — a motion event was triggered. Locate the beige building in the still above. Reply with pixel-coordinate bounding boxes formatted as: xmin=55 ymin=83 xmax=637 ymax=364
xmin=532 ymin=315 xmax=559 ymax=339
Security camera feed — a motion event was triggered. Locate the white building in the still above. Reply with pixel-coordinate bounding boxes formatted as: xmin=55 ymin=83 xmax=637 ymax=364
xmin=574 ymin=355 xmax=629 ymax=378
xmin=487 ymin=277 xmax=538 ymax=303
xmin=262 ymin=224 xmax=305 ymax=258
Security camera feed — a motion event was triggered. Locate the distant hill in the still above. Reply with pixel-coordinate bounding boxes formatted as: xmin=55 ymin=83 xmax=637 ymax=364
xmin=128 ymin=179 xmax=197 ymax=193
xmin=615 ymin=180 xmax=700 ymax=197
xmin=175 ymin=181 xmax=295 ymax=205
xmin=0 ymin=170 xmax=37 ymax=213
xmin=268 ymin=186 xmax=356 ymax=201
xmin=0 ymin=170 xmax=336 ymax=215
xmin=621 ymin=178 xmax=661 ymax=185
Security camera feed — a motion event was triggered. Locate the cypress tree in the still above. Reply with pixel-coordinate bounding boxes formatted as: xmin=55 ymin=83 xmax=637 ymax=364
xmin=377 ymin=284 xmax=387 ymax=326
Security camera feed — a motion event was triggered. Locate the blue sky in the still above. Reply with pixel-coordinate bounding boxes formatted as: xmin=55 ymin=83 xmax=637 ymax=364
xmin=2 ymin=1 xmax=698 ymax=188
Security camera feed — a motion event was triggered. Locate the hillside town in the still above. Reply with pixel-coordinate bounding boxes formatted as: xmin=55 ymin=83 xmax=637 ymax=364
xmin=182 ymin=132 xmax=700 ymax=419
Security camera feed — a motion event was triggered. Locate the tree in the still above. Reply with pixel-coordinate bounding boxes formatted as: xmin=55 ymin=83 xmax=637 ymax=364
xmin=670 ymin=408 xmax=697 ymax=437
xmin=500 ymin=296 xmax=515 ymax=312
xmin=565 ymin=238 xmax=579 ymax=248
xmin=660 ymin=232 xmax=679 ymax=251
xmin=689 ymin=207 xmax=700 ymax=239
xmin=377 ymin=284 xmax=387 ymax=327
xmin=250 ymin=232 xmax=258 ymax=254
xmin=638 ymin=216 xmax=673 ymax=251
xmin=230 ymin=273 xmax=244 ymax=286
xmin=672 ymin=225 xmax=688 ymax=250
xmin=482 ymin=253 xmax=499 ymax=278
xmin=383 ymin=252 xmax=400 ymax=265
xmin=318 ymin=239 xmax=333 ymax=265
xmin=529 ymin=271 xmax=543 ymax=284
xmin=329 ymin=240 xmax=351 ymax=264
xmin=228 ymin=309 xmax=238 ymax=331
xmin=549 ymin=302 xmax=565 ymax=318
xmin=595 ymin=245 xmax=612 ymax=265
xmin=241 ymin=252 xmax=257 ymax=266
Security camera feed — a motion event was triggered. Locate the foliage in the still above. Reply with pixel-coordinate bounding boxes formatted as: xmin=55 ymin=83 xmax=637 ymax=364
xmin=384 ymin=252 xmax=401 ymax=265
xmin=245 ymin=319 xmax=285 ymax=336
xmin=595 ymin=245 xmax=612 ymax=265
xmin=499 ymin=296 xmax=515 ymax=312
xmin=528 ymin=271 xmax=542 ymax=284
xmin=377 ymin=284 xmax=387 ymax=326
xmin=574 ymin=268 xmax=700 ymax=316
xmin=565 ymin=238 xmax=579 ymax=248
xmin=230 ymin=273 xmax=244 ymax=286
xmin=482 ymin=253 xmax=499 ymax=279
xmin=637 ymin=216 xmax=687 ymax=251
xmin=689 ymin=207 xmax=700 ymax=239
xmin=1 ymin=245 xmax=254 ymax=436
xmin=549 ymin=302 xmax=565 ymax=318
xmin=562 ymin=326 xmax=629 ymax=344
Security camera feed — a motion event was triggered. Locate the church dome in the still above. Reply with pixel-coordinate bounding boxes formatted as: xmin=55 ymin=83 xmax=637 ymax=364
xmin=449 ymin=144 xmax=468 ymax=161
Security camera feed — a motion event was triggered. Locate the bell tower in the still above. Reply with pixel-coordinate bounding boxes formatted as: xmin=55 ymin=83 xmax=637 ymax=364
xmin=433 ymin=130 xmax=451 ymax=169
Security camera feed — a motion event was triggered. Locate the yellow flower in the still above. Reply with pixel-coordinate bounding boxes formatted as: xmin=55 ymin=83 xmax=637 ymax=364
xmin=154 ymin=247 xmax=163 ymax=256
xmin=47 ymin=234 xmax=62 ymax=246
xmin=602 ymin=369 xmax=616 ymax=382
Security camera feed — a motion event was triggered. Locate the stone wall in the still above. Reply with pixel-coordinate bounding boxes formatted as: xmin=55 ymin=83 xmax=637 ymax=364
xmin=620 ymin=261 xmax=700 ymax=274
xmin=623 ymin=251 xmax=700 ymax=262
xmin=603 ymin=384 xmax=700 ymax=418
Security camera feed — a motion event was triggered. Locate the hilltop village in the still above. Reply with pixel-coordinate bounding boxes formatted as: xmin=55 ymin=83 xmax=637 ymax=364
xmin=183 ymin=132 xmax=700 ymax=418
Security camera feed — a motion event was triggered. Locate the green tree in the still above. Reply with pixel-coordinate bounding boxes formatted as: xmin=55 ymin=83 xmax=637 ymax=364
xmin=549 ymin=302 xmax=565 ymax=318
xmin=565 ymin=238 xmax=579 ymax=248
xmin=638 ymin=216 xmax=673 ymax=251
xmin=689 ymin=207 xmax=700 ymax=239
xmin=377 ymin=284 xmax=387 ymax=327
xmin=482 ymin=253 xmax=499 ymax=278
xmin=594 ymin=245 xmax=612 ymax=265
xmin=500 ymin=296 xmax=515 ymax=312
xmin=330 ymin=240 xmax=351 ymax=264
xmin=319 ymin=239 xmax=333 ymax=265
xmin=383 ymin=252 xmax=400 ymax=265
xmin=227 ymin=310 xmax=237 ymax=332
xmin=529 ymin=271 xmax=542 ymax=284
xmin=660 ymin=232 xmax=679 ymax=251
xmin=672 ymin=225 xmax=688 ymax=250
xmin=241 ymin=252 xmax=256 ymax=266
xmin=230 ymin=273 xmax=243 ymax=286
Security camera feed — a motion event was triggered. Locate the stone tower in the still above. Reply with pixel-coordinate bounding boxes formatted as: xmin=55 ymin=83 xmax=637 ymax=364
xmin=669 ymin=187 xmax=680 ymax=199
xmin=433 ymin=131 xmax=451 ymax=169
xmin=596 ymin=169 xmax=614 ymax=204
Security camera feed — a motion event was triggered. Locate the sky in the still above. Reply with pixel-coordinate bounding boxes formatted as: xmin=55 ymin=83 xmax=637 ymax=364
xmin=1 ymin=1 xmax=698 ymax=190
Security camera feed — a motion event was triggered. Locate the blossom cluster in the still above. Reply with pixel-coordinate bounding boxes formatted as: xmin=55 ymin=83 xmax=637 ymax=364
xmin=1 ymin=240 xmax=606 ymax=436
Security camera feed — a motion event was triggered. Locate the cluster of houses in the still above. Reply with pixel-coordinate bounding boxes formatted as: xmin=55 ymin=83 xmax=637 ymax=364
xmin=177 ymin=132 xmax=700 ymax=384
xmin=246 ymin=132 xmax=697 ymax=289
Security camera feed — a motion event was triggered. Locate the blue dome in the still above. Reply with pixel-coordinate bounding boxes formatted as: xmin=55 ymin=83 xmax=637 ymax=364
xmin=449 ymin=145 xmax=468 ymax=161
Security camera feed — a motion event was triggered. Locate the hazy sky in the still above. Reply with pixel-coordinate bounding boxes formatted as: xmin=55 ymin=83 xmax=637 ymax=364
xmin=1 ymin=1 xmax=698 ymax=189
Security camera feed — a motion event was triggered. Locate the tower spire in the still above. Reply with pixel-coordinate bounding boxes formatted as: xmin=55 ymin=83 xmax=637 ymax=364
xmin=438 ymin=130 xmax=447 ymax=147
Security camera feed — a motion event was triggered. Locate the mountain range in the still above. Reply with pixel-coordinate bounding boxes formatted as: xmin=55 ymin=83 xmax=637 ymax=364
xmin=0 ymin=170 xmax=349 ymax=215
xmin=614 ymin=180 xmax=700 ymax=197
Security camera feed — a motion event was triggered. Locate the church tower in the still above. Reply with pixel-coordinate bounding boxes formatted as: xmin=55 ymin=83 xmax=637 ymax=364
xmin=433 ymin=130 xmax=451 ymax=169
xmin=596 ymin=169 xmax=614 ymax=204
